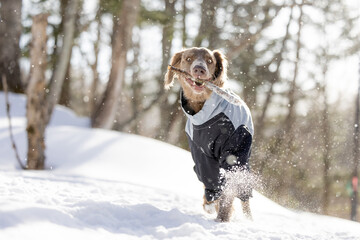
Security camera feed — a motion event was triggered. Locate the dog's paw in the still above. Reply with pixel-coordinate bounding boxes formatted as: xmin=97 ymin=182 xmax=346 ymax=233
xmin=203 ymin=202 xmax=217 ymax=214
xmin=215 ymin=216 xmax=230 ymax=222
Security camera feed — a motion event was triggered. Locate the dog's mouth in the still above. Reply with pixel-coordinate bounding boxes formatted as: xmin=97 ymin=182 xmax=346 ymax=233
xmin=185 ymin=77 xmax=211 ymax=91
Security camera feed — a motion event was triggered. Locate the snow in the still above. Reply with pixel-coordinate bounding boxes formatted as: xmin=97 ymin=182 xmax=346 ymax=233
xmin=1 ymin=92 xmax=360 ymax=240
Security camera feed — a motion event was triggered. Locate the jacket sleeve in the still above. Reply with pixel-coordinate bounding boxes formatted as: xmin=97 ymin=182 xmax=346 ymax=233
xmin=218 ymin=124 xmax=252 ymax=171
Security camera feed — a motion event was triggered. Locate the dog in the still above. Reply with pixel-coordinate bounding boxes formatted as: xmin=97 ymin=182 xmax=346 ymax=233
xmin=164 ymin=47 xmax=254 ymax=222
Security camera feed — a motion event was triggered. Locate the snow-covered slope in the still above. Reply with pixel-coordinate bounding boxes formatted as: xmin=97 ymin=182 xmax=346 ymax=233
xmin=1 ymin=92 xmax=360 ymax=240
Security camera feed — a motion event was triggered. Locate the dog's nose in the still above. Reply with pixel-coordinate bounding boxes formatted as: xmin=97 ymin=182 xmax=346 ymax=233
xmin=192 ymin=65 xmax=206 ymax=77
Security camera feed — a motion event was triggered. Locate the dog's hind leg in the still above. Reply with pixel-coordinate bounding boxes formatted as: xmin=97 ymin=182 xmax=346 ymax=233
xmin=241 ymin=200 xmax=253 ymax=220
xmin=216 ymin=193 xmax=234 ymax=222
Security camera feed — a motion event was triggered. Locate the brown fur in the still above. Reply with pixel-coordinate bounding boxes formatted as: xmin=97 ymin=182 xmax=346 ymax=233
xmin=216 ymin=194 xmax=235 ymax=222
xmin=165 ymin=47 xmax=252 ymax=221
xmin=164 ymin=47 xmax=228 ymax=113
xmin=203 ymin=195 xmax=219 ymax=214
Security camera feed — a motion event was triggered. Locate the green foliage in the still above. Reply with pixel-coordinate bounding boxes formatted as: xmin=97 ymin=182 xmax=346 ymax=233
xmin=99 ymin=0 xmax=122 ymax=16
xmin=139 ymin=6 xmax=170 ymax=26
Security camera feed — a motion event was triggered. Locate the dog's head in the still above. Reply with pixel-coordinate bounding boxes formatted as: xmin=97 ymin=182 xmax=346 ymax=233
xmin=164 ymin=47 xmax=228 ymax=102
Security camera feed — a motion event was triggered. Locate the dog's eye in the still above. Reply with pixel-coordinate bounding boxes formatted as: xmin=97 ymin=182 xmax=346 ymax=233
xmin=207 ymin=59 xmax=213 ymax=64
xmin=186 ymin=57 xmax=192 ymax=62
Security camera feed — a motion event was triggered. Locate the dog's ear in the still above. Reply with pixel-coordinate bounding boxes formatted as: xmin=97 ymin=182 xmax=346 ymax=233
xmin=164 ymin=51 xmax=183 ymax=90
xmin=213 ymin=50 xmax=228 ymax=81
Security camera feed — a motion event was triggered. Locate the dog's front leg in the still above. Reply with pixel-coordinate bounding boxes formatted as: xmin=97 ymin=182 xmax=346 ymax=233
xmin=216 ymin=193 xmax=234 ymax=222
xmin=203 ymin=195 xmax=219 ymax=214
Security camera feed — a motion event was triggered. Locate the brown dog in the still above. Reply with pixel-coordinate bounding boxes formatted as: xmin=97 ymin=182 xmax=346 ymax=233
xmin=165 ymin=48 xmax=227 ymax=112
xmin=165 ymin=47 xmax=254 ymax=222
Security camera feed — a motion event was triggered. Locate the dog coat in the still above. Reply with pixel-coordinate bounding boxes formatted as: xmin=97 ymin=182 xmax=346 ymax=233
xmin=181 ymin=90 xmax=254 ymax=202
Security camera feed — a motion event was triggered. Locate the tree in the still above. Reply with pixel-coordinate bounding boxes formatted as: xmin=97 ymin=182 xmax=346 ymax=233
xmin=0 ymin=0 xmax=23 ymax=93
xmin=26 ymin=14 xmax=48 ymax=170
xmin=156 ymin=0 xmax=177 ymax=140
xmin=282 ymin=2 xmax=304 ymax=146
xmin=194 ymin=0 xmax=220 ymax=49
xmin=45 ymin=0 xmax=81 ymax=124
xmin=254 ymin=6 xmax=294 ymax=174
xmin=58 ymin=0 xmax=76 ymax=108
xmin=89 ymin=4 xmax=102 ymax=113
xmin=319 ymin=52 xmax=331 ymax=215
xmin=351 ymin=57 xmax=360 ymax=221
xmin=182 ymin=0 xmax=187 ymax=48
xmin=225 ymin=0 xmax=282 ymax=107
xmin=92 ymin=0 xmax=140 ymax=129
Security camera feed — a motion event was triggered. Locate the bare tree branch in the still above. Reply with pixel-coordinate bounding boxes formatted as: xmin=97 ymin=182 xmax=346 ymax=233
xmin=2 ymin=74 xmax=26 ymax=169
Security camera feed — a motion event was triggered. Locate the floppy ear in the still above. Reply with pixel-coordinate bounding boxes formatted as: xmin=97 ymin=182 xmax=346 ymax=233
xmin=164 ymin=51 xmax=183 ymax=90
xmin=213 ymin=50 xmax=228 ymax=81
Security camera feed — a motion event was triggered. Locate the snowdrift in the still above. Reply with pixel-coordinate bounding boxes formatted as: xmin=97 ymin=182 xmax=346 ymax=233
xmin=1 ymin=92 xmax=360 ymax=240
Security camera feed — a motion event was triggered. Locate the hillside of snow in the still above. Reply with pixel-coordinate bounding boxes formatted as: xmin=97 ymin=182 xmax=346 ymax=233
xmin=1 ymin=92 xmax=360 ymax=240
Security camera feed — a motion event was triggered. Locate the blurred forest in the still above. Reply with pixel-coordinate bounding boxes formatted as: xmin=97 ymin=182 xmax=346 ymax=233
xmin=0 ymin=0 xmax=360 ymax=220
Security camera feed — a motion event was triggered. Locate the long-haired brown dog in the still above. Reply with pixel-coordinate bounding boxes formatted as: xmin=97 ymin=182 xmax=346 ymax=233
xmin=164 ymin=47 xmax=254 ymax=222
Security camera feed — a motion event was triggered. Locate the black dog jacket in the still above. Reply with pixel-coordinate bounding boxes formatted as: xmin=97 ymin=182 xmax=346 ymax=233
xmin=181 ymin=90 xmax=254 ymax=202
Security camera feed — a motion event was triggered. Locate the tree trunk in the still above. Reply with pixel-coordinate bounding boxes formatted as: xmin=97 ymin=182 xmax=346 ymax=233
xmin=161 ymin=0 xmax=176 ymax=78
xmin=275 ymin=2 xmax=303 ymax=197
xmin=90 ymin=5 xmax=102 ymax=114
xmin=59 ymin=65 xmax=71 ymax=107
xmin=0 ymin=0 xmax=23 ymax=93
xmin=351 ymin=57 xmax=360 ymax=221
xmin=321 ymin=58 xmax=331 ymax=215
xmin=155 ymin=0 xmax=177 ymax=140
xmin=255 ymin=6 xmax=294 ymax=174
xmin=45 ymin=0 xmax=80 ymax=124
xmin=92 ymin=0 xmax=140 ymax=129
xmin=26 ymin=14 xmax=48 ymax=170
xmin=166 ymin=106 xmax=186 ymax=145
xmin=182 ymin=0 xmax=187 ymax=48
xmin=263 ymin=2 xmax=304 ymax=196
xmin=129 ymin=35 xmax=141 ymax=134
xmin=194 ymin=0 xmax=219 ymax=49
xmin=256 ymin=6 xmax=294 ymax=133
xmin=283 ymin=3 xmax=304 ymax=144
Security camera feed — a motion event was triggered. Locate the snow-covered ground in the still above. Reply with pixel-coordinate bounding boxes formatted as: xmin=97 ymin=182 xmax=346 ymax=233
xmin=1 ymin=92 xmax=360 ymax=240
